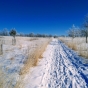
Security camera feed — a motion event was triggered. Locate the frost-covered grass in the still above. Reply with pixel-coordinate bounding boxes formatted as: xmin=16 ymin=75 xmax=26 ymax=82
xmin=20 ymin=38 xmax=51 ymax=75
xmin=59 ymin=37 xmax=88 ymax=59
xmin=16 ymin=39 xmax=88 ymax=88
xmin=0 ymin=36 xmax=51 ymax=88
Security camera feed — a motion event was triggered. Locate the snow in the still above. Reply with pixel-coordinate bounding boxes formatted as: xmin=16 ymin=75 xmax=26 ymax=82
xmin=0 ymin=38 xmax=88 ymax=88
xmin=0 ymin=38 xmax=41 ymax=88
xmin=0 ymin=43 xmax=28 ymax=87
xmin=22 ymin=39 xmax=88 ymax=88
xmin=0 ymin=37 xmax=51 ymax=88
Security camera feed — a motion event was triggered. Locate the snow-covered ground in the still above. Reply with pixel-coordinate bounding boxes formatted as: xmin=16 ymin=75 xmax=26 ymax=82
xmin=0 ymin=38 xmax=35 ymax=88
xmin=0 ymin=37 xmax=50 ymax=88
xmin=0 ymin=38 xmax=88 ymax=88
xmin=22 ymin=39 xmax=88 ymax=88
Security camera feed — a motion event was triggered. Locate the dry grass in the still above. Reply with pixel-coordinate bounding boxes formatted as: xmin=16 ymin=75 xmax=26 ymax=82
xmin=0 ymin=70 xmax=4 ymax=88
xmin=79 ymin=51 xmax=88 ymax=57
xmin=29 ymin=37 xmax=38 ymax=41
xmin=66 ymin=42 xmax=77 ymax=50
xmin=0 ymin=36 xmax=52 ymax=88
xmin=59 ymin=37 xmax=88 ymax=59
xmin=15 ymin=38 xmax=51 ymax=88
xmin=59 ymin=38 xmax=77 ymax=51
xmin=10 ymin=57 xmax=14 ymax=60
xmin=0 ymin=68 xmax=12 ymax=88
xmin=1 ymin=36 xmax=33 ymax=45
xmin=20 ymin=38 xmax=51 ymax=75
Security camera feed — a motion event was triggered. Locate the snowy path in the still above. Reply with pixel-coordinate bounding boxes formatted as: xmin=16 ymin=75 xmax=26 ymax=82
xmin=23 ymin=39 xmax=88 ymax=88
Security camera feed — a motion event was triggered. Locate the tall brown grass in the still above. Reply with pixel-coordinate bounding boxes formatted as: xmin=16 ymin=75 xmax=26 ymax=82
xmin=15 ymin=38 xmax=51 ymax=88
xmin=59 ymin=37 xmax=88 ymax=59
xmin=20 ymin=38 xmax=51 ymax=75
xmin=0 ymin=36 xmax=52 ymax=88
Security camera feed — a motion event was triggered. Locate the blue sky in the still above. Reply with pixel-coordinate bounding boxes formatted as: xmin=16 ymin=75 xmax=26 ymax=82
xmin=0 ymin=0 xmax=88 ymax=35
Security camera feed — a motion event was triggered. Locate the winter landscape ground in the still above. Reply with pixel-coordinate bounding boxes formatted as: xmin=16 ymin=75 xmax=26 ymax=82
xmin=0 ymin=0 xmax=88 ymax=88
xmin=0 ymin=37 xmax=88 ymax=88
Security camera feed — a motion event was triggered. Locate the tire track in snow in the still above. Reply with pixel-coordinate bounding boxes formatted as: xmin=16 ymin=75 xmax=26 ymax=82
xmin=23 ymin=39 xmax=88 ymax=88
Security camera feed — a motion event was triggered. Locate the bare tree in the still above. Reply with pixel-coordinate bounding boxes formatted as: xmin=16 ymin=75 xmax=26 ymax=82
xmin=83 ymin=14 xmax=88 ymax=43
xmin=0 ymin=30 xmax=3 ymax=36
xmin=0 ymin=37 xmax=4 ymax=55
xmin=2 ymin=28 xmax=9 ymax=36
xmin=0 ymin=28 xmax=9 ymax=36
xmin=68 ymin=24 xmax=77 ymax=39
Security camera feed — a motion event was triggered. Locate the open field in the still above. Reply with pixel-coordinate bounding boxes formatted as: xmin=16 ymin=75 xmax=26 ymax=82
xmin=59 ymin=37 xmax=88 ymax=59
xmin=15 ymin=39 xmax=88 ymax=88
xmin=0 ymin=36 xmax=51 ymax=88
xmin=0 ymin=36 xmax=88 ymax=88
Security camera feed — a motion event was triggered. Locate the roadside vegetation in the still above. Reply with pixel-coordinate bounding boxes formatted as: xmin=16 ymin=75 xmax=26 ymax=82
xmin=0 ymin=36 xmax=52 ymax=88
xmin=20 ymin=38 xmax=52 ymax=75
xmin=59 ymin=14 xmax=88 ymax=59
xmin=59 ymin=37 xmax=88 ymax=59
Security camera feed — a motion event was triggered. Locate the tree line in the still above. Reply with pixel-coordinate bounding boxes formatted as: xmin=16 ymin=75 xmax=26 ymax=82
xmin=0 ymin=29 xmax=58 ymax=38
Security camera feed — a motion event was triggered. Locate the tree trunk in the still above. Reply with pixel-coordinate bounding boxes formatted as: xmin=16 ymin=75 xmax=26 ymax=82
xmin=14 ymin=36 xmax=16 ymax=45
xmin=0 ymin=44 xmax=3 ymax=55
xmin=86 ymin=35 xmax=87 ymax=43
xmin=86 ymin=31 xmax=87 ymax=43
xmin=12 ymin=36 xmax=16 ymax=45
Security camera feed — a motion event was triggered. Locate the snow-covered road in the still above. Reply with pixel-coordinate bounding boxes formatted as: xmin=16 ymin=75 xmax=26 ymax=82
xmin=23 ymin=39 xmax=88 ymax=88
